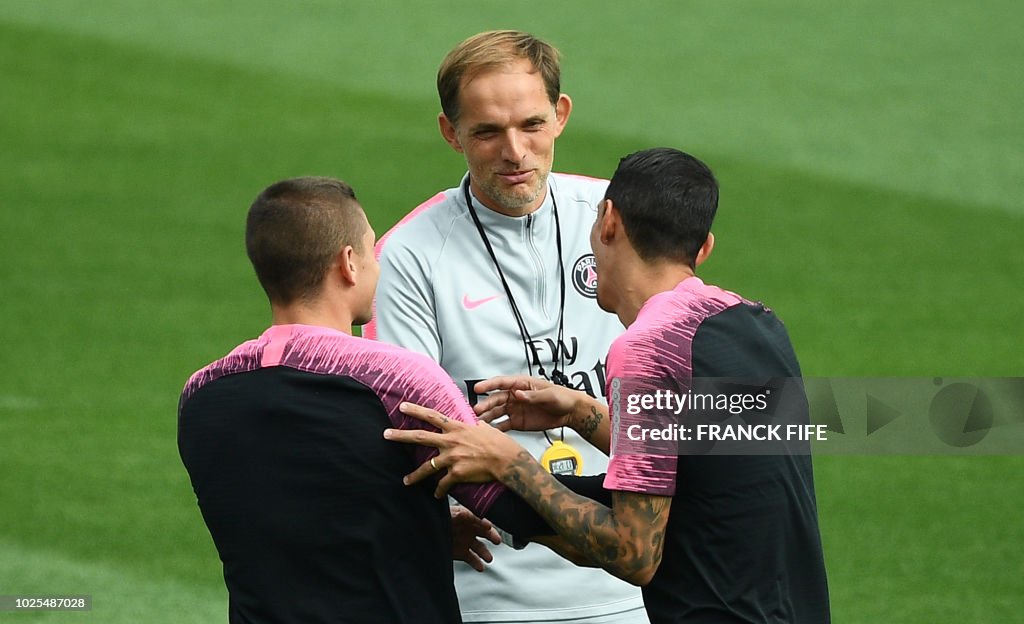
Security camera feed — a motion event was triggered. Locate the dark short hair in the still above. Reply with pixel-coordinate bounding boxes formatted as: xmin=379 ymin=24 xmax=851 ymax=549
xmin=245 ymin=177 xmax=366 ymax=305
xmin=604 ymin=148 xmax=718 ymax=267
xmin=437 ymin=30 xmax=561 ymax=125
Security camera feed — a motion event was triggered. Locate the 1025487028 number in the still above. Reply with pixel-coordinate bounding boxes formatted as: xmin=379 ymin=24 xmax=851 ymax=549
xmin=1 ymin=596 xmax=91 ymax=611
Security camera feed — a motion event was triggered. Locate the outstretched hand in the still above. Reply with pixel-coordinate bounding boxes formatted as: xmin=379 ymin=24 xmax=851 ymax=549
xmin=383 ymin=402 xmax=525 ymax=497
xmin=473 ymin=375 xmax=583 ymax=432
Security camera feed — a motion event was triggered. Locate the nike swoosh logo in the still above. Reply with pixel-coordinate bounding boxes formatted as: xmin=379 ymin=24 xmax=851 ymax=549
xmin=462 ymin=294 xmax=502 ymax=310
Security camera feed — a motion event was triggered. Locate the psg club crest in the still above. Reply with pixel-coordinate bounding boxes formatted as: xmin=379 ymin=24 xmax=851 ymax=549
xmin=571 ymin=254 xmax=599 ymax=298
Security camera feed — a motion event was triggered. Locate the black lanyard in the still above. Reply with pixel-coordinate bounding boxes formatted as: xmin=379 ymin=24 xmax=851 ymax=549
xmin=463 ymin=177 xmax=569 ymax=386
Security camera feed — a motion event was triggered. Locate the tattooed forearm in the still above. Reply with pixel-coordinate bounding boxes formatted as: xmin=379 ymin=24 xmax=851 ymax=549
xmin=577 ymin=406 xmax=602 ymax=441
xmin=531 ymin=535 xmax=597 ymax=567
xmin=570 ymin=402 xmax=610 ymax=455
xmin=501 ymin=451 xmax=670 ymax=585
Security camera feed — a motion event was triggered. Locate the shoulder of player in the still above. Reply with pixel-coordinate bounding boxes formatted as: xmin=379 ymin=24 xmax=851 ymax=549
xmin=604 ymin=323 xmax=676 ymax=382
xmin=612 ymin=285 xmax=772 ymax=364
xmin=609 ymin=321 xmax=660 ymax=356
xmin=345 ymin=336 xmax=477 ymax=422
xmin=608 ymin=290 xmax=711 ymax=364
xmin=376 ymin=188 xmax=466 ymax=253
xmin=692 ymin=297 xmax=788 ymax=344
xmin=550 ymin=171 xmax=609 ymax=208
xmin=644 ymin=279 xmax=749 ymax=324
xmin=348 ymin=335 xmax=455 ymax=385
xmin=550 ymin=171 xmax=608 ymax=188
xmin=180 ymin=338 xmax=261 ymax=405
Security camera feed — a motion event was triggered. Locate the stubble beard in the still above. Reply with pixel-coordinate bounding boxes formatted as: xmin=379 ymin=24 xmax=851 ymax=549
xmin=478 ymin=169 xmax=549 ymax=215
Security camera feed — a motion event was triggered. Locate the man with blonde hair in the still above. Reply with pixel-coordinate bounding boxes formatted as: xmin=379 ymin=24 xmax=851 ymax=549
xmin=386 ymin=149 xmax=832 ymax=623
xmin=368 ymin=30 xmax=648 ymax=624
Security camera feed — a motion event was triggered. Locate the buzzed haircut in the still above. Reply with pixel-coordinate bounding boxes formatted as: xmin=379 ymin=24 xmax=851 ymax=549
xmin=604 ymin=148 xmax=719 ymax=268
xmin=437 ymin=30 xmax=561 ymax=125
xmin=246 ymin=176 xmax=366 ymax=305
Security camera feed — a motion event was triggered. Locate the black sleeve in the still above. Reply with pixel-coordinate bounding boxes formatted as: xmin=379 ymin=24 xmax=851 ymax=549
xmin=484 ymin=473 xmax=612 ymax=539
xmin=484 ymin=490 xmax=553 ymax=538
xmin=555 ymin=473 xmax=613 ymax=507
xmin=691 ymin=303 xmax=802 ymax=377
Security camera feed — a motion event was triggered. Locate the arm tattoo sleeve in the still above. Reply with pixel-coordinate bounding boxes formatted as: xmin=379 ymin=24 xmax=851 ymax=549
xmin=500 ymin=450 xmax=670 ymax=584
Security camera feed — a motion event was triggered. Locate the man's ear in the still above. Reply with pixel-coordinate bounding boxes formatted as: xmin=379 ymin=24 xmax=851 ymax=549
xmin=552 ymin=93 xmax=573 ymax=138
xmin=336 ymin=246 xmax=358 ymax=286
xmin=600 ymin=198 xmax=621 ymax=244
xmin=438 ymin=113 xmax=464 ymax=153
xmin=695 ymin=232 xmax=715 ymax=267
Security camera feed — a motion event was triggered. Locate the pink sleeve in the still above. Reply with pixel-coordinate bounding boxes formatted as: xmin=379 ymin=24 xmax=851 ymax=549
xmin=602 ymin=334 xmax=679 ymax=496
xmin=361 ymin=344 xmax=507 ymax=516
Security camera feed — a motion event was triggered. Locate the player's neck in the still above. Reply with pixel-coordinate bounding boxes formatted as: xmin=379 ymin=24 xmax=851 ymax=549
xmin=617 ymin=263 xmax=695 ymax=327
xmin=270 ymin=301 xmax=355 ymax=335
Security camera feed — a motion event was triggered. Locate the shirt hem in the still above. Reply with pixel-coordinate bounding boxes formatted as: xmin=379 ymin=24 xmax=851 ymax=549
xmin=460 ymin=597 xmax=647 ymax=622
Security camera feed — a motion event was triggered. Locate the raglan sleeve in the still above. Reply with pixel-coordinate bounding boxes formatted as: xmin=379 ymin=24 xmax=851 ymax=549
xmin=602 ymin=333 xmax=680 ymax=496
xmin=374 ymin=350 xmax=552 ymax=538
xmin=386 ymin=358 xmax=504 ymax=516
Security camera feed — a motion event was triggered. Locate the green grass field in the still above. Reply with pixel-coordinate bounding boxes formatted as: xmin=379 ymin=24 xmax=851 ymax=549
xmin=1 ymin=1 xmax=1022 ymax=621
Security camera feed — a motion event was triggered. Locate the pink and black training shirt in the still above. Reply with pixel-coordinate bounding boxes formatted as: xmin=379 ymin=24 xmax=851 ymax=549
xmin=178 ymin=324 xmax=514 ymax=624
xmin=603 ymin=277 xmax=831 ymax=624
